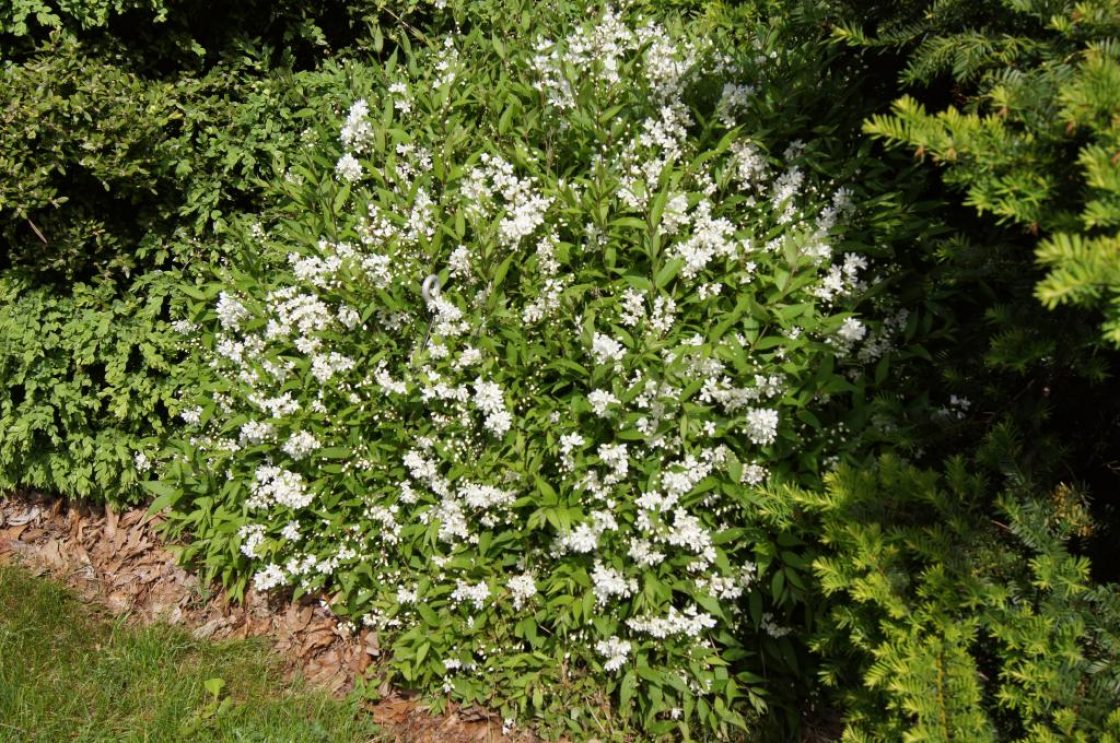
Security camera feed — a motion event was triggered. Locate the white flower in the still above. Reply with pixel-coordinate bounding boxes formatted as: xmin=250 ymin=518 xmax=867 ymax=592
xmin=595 ymin=636 xmax=631 ymax=673
xmin=281 ymin=521 xmax=301 ymax=542
xmin=170 ymin=319 xmax=198 ymax=334
xmin=716 ymin=82 xmax=754 ymax=126
xmin=389 ymin=81 xmax=412 ymax=114
xmin=282 ymin=431 xmax=321 ymax=461
xmin=507 ymin=573 xmax=537 ymax=610
xmin=474 ymin=378 xmax=512 ymax=436
xmin=619 ymin=288 xmax=645 ymax=326
xmin=337 ymin=305 xmax=361 ymax=329
xmin=745 ymin=408 xmax=779 ymax=446
xmin=837 ymin=317 xmax=866 ymax=344
xmin=629 ymin=538 xmax=665 ymax=567
xmin=588 ymin=389 xmax=619 ymax=417
xmin=254 ymin=563 xmax=287 ymax=591
xmin=665 ymin=508 xmax=714 ymax=561
xmin=761 ymin=612 xmax=792 ymax=638
xmin=455 ymin=346 xmax=482 ymax=368
xmin=627 ymin=605 xmax=717 ymax=638
xmin=451 ymin=579 xmax=490 ymax=610
xmin=238 ymin=524 xmax=266 ymax=558
xmin=289 ymin=250 xmax=342 ymax=287
xmin=264 ymin=290 xmax=335 ymax=339
xmin=660 ymin=192 xmax=690 ymax=234
xmin=597 ymin=442 xmax=630 ymax=485
xmin=449 ymin=246 xmax=472 ymax=279
xmin=559 ymin=523 xmax=599 ymax=553
xmin=249 ymin=466 xmax=312 ymax=509
xmin=335 ymin=153 xmax=363 ymax=182
xmin=741 ymin=462 xmax=769 ymax=485
xmin=459 ymin=482 xmax=516 ymax=509
xmin=239 ymin=420 xmax=274 ymax=445
xmin=649 ymin=296 xmax=676 ymax=335
xmin=669 ymin=200 xmax=737 ymax=279
xmin=590 ymin=561 xmax=636 ymax=605
xmin=731 ymin=141 xmax=768 ymax=188
xmin=591 ymin=333 xmax=626 ymax=365
xmin=310 ymin=352 xmax=355 ymax=383
xmin=522 ymin=278 xmax=566 ymax=323
xmin=216 ymin=292 xmax=249 ymax=331
xmin=558 ymin=432 xmax=584 ymax=471
xmin=499 ymin=191 xmax=552 ymax=246
xmin=559 ymin=433 xmax=585 ymax=452
xmin=249 ymin=392 xmax=301 ymax=418
xmin=340 ymin=100 xmax=373 ymax=152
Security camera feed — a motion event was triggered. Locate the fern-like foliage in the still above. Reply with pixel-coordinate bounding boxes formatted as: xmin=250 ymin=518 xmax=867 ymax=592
xmin=0 ymin=272 xmax=193 ymax=502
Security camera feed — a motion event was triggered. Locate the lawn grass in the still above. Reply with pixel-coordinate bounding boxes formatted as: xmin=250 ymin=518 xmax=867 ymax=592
xmin=0 ymin=564 xmax=380 ymax=742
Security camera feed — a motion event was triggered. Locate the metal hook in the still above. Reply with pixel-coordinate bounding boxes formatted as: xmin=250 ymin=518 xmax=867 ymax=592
xmin=422 ymin=274 xmax=441 ymax=307
xmin=411 ymin=274 xmax=442 ymax=371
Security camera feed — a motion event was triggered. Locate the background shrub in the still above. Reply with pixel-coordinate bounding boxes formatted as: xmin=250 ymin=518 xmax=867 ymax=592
xmin=835 ymin=0 xmax=1120 ymax=344
xmin=798 ymin=453 xmax=1120 ymax=741
xmin=0 ymin=272 xmax=186 ymax=502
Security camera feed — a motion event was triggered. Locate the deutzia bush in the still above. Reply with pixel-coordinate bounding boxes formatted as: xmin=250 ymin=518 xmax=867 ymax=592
xmin=164 ymin=6 xmax=900 ymax=737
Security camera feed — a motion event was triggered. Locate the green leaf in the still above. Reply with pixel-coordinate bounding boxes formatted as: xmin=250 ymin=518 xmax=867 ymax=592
xmin=492 ymin=35 xmax=507 ymax=60
xmin=655 ymin=258 xmax=683 ymax=289
xmin=620 ymin=671 xmax=637 ymax=711
xmin=203 ymin=677 xmax=226 ymax=698
xmin=142 ymin=481 xmax=182 ymax=512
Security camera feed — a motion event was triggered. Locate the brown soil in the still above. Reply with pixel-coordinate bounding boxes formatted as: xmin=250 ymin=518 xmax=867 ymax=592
xmin=0 ymin=492 xmax=529 ymax=743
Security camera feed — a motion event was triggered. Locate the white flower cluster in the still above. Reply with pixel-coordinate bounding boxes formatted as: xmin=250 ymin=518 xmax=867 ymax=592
xmin=473 ymin=378 xmax=512 ymax=437
xmin=216 ymin=292 xmax=250 ymax=331
xmin=451 ymin=579 xmax=491 ymax=610
xmin=335 ymin=153 xmax=363 ymax=183
xmin=461 ymin=154 xmax=552 ymax=248
xmin=248 ymin=465 xmax=313 ymax=510
xmin=595 ymin=635 xmax=631 ymax=673
xmin=238 ymin=524 xmax=266 ymax=558
xmin=340 ymin=99 xmax=374 ymax=152
xmin=282 ymin=431 xmax=320 ymax=461
xmin=744 ymin=407 xmax=780 ymax=447
xmin=591 ymin=333 xmax=626 ymax=366
xmin=507 ymin=573 xmax=537 ymax=610
xmin=588 ymin=389 xmax=619 ymax=417
xmin=627 ymin=605 xmax=717 ymax=638
xmin=591 ymin=561 xmax=637 ymax=606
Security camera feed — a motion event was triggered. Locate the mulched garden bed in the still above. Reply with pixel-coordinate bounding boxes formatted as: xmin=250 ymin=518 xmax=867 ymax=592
xmin=0 ymin=491 xmax=532 ymax=743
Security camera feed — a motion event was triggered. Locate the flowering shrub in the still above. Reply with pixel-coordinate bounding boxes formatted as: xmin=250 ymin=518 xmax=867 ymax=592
xmin=163 ymin=6 xmax=904 ymax=737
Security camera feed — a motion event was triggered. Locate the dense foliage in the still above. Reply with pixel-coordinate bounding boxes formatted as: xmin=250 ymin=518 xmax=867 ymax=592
xmin=1 ymin=0 xmax=1118 ymax=739
xmin=800 ymin=453 xmax=1120 ymax=741
xmin=0 ymin=0 xmax=428 ymax=500
xmin=837 ymin=0 xmax=1120 ymax=345
xmin=0 ymin=272 xmax=182 ymax=501
xmin=817 ymin=0 xmax=1120 ymax=579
